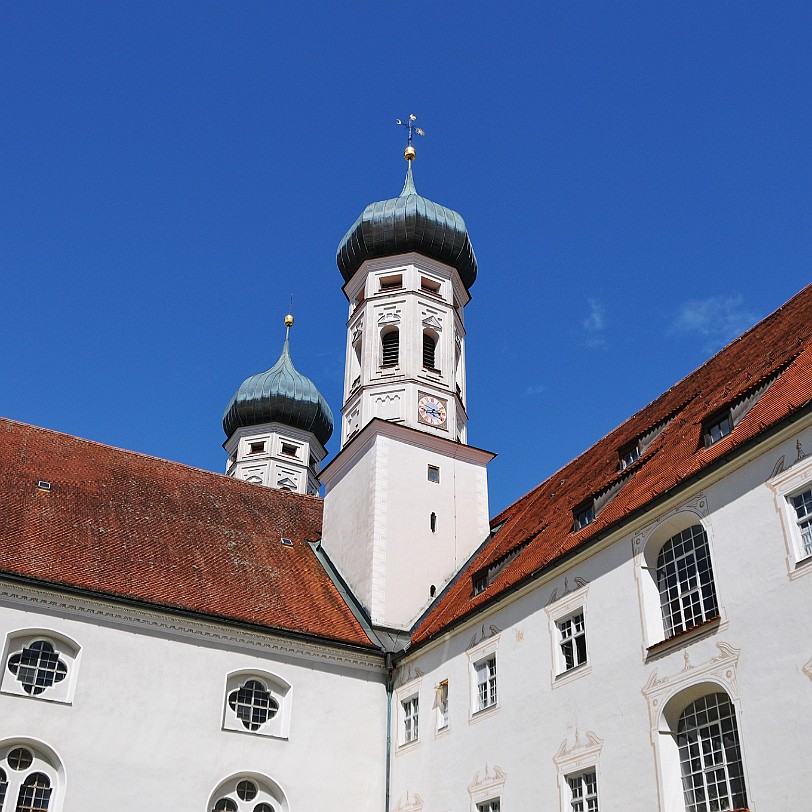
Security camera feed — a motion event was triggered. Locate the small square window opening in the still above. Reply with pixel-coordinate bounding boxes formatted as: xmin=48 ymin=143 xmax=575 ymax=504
xmin=248 ymin=441 xmax=265 ymax=455
xmin=280 ymin=442 xmax=298 ymax=457
xmin=427 ymin=465 xmax=440 ymax=484
xmin=379 ymin=275 xmax=403 ymax=291
xmin=704 ymin=411 xmax=732 ymax=446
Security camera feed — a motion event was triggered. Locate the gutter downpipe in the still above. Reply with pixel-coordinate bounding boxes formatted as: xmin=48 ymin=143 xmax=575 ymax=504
xmin=385 ymin=651 xmax=394 ymax=812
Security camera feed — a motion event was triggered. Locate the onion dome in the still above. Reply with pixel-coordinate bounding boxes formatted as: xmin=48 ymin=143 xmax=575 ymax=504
xmin=222 ymin=317 xmax=334 ymax=446
xmin=336 ymin=161 xmax=477 ymax=290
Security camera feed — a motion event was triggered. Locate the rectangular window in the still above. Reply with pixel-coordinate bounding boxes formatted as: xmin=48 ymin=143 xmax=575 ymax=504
xmin=248 ymin=441 xmax=265 ymax=454
xmin=568 ymin=770 xmax=599 ymax=812
xmin=618 ymin=441 xmax=640 ymax=469
xmin=573 ymin=502 xmax=595 ymax=531
xmin=421 ymin=277 xmax=441 ymax=295
xmin=427 ymin=465 xmax=440 ymax=484
xmin=475 ymin=656 xmax=497 ymax=712
xmin=703 ymin=411 xmax=732 ymax=446
xmin=280 ymin=442 xmax=298 ymax=457
xmin=380 ymin=274 xmax=403 ymax=291
xmin=437 ymin=680 xmax=449 ymax=730
xmin=558 ymin=612 xmax=587 ymax=672
xmin=402 ymin=696 xmax=419 ymax=744
xmin=477 ymin=801 xmax=500 ymax=812
xmin=791 ymin=488 xmax=812 ymax=558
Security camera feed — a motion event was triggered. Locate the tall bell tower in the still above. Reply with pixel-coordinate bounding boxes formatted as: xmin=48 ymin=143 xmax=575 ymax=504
xmin=321 ymin=124 xmax=494 ymax=632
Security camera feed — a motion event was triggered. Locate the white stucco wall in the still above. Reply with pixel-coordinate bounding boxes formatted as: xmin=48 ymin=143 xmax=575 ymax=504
xmin=0 ymin=588 xmax=387 ymax=812
xmin=389 ymin=421 xmax=812 ymax=812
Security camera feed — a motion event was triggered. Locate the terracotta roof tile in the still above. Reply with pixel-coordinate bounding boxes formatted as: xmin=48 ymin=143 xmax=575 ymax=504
xmin=0 ymin=420 xmax=375 ymax=649
xmin=413 ymin=282 xmax=812 ymax=645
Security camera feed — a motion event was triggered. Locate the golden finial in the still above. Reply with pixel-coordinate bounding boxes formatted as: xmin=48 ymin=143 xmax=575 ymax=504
xmin=284 ymin=314 xmax=294 ymax=328
xmin=396 ymin=114 xmax=425 ymax=161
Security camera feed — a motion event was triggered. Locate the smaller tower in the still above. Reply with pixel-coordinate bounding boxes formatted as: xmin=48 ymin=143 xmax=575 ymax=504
xmin=222 ymin=315 xmax=333 ymax=495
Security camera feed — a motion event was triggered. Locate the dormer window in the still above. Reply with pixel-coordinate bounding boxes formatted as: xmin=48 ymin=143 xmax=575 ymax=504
xmin=619 ymin=441 xmax=640 ymax=470
xmin=379 ymin=274 xmax=403 ymax=292
xmin=703 ymin=410 xmax=732 ymax=446
xmin=248 ymin=441 xmax=265 ymax=455
xmin=573 ymin=502 xmax=595 ymax=531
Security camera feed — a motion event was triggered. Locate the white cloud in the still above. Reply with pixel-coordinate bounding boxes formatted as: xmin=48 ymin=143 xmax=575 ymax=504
xmin=670 ymin=294 xmax=757 ymax=352
xmin=525 ymin=384 xmax=545 ymax=396
xmin=582 ymin=298 xmax=607 ymax=349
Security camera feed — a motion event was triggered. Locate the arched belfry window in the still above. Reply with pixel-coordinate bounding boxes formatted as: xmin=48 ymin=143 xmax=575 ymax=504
xmin=676 ymin=692 xmax=747 ymax=812
xmin=423 ymin=331 xmax=438 ymax=369
xmin=656 ymin=525 xmax=718 ymax=638
xmin=381 ymin=328 xmax=399 ymax=367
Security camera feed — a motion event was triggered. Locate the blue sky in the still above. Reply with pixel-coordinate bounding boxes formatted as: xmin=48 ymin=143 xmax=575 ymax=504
xmin=1 ymin=2 xmax=810 ymax=515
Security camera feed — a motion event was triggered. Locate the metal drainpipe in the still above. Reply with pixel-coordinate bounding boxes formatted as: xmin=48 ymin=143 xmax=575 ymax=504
xmin=385 ymin=651 xmax=394 ymax=812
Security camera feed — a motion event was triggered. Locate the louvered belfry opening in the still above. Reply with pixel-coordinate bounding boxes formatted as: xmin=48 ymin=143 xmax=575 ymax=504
xmin=423 ymin=332 xmax=437 ymax=369
xmin=381 ymin=329 xmax=399 ymax=366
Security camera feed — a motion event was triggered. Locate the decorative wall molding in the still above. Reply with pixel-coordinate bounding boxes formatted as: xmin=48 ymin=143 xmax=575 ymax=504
xmin=393 ymin=791 xmax=424 ymax=812
xmin=768 ymin=438 xmax=807 ymax=479
xmin=394 ymin=665 xmax=424 ymax=690
xmin=468 ymin=764 xmax=506 ymax=808
xmin=642 ymin=641 xmax=741 ymax=728
xmin=632 ymin=491 xmax=709 ymax=553
xmin=378 ymin=310 xmax=401 ymax=326
xmin=553 ymin=730 xmax=603 ymax=772
xmin=803 ymin=655 xmax=812 ymax=683
xmin=0 ymin=581 xmax=384 ymax=673
xmin=546 ymin=576 xmax=589 ymax=608
xmin=467 ymin=623 xmax=501 ymax=651
xmin=422 ymin=314 xmax=443 ymax=331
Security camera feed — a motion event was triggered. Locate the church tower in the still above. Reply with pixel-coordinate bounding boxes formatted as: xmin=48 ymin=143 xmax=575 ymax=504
xmin=222 ymin=315 xmax=334 ymax=495
xmin=321 ymin=130 xmax=494 ymax=631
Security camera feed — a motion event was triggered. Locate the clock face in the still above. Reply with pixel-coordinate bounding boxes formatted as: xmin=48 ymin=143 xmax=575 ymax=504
xmin=418 ymin=394 xmax=448 ymax=427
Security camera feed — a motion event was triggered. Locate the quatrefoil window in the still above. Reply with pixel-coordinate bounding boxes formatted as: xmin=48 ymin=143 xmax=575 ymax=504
xmin=7 ymin=641 xmax=67 ymax=696
xmin=228 ymin=680 xmax=279 ymax=731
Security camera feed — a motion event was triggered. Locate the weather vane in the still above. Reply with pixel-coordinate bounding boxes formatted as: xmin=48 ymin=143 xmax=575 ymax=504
xmin=395 ymin=114 xmax=425 ymax=161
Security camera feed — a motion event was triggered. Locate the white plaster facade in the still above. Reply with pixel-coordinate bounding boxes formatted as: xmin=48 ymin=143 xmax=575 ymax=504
xmin=224 ymin=421 xmax=326 ymax=496
xmin=0 ymin=583 xmax=387 ymax=811
xmin=387 ymin=419 xmax=812 ymax=812
xmin=321 ymin=419 xmax=493 ymax=631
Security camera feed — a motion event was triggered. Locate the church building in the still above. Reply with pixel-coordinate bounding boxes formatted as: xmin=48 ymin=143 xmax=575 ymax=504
xmin=1 ymin=139 xmax=811 ymax=812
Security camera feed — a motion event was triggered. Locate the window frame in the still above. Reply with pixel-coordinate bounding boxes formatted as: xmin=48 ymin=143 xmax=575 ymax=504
xmin=565 ymin=769 xmax=599 ymax=812
xmin=545 ymin=580 xmax=591 ymax=687
xmin=767 ymin=451 xmax=812 ymax=578
xmin=435 ymin=680 xmax=449 ymax=732
xmin=222 ymin=670 xmax=292 ymax=740
xmin=394 ymin=675 xmax=422 ymax=751
xmin=467 ymin=633 xmax=500 ymax=719
xmin=0 ymin=741 xmax=63 ymax=812
xmin=207 ymin=773 xmax=285 ymax=812
xmin=401 ymin=695 xmax=419 ymax=745
xmin=1 ymin=630 xmax=80 ymax=705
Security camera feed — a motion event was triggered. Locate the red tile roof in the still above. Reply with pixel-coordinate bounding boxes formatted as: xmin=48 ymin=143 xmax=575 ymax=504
xmin=413 ymin=282 xmax=812 ymax=645
xmin=0 ymin=420 xmax=376 ymax=650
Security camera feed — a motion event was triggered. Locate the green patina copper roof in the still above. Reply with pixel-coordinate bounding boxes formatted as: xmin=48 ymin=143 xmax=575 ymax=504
xmin=223 ymin=333 xmax=334 ymax=446
xmin=336 ymin=163 xmax=477 ymax=289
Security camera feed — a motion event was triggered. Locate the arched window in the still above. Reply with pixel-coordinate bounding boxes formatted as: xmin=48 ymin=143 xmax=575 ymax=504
xmin=381 ymin=328 xmax=399 ymax=367
xmin=422 ymin=331 xmax=437 ymax=369
xmin=208 ymin=775 xmax=285 ymax=812
xmin=0 ymin=744 xmax=61 ymax=812
xmin=656 ymin=525 xmax=718 ymax=638
xmin=676 ymin=693 xmax=747 ymax=812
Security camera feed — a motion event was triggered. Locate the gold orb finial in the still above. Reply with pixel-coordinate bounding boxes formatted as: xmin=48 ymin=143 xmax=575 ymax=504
xmin=284 ymin=314 xmax=294 ymax=327
xmin=404 ymin=145 xmax=416 ymax=161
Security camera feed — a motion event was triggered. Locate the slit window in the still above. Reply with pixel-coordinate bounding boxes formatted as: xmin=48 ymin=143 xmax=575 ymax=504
xmin=430 ymin=512 xmax=437 ymax=533
xmin=423 ymin=333 xmax=437 ymax=369
xmin=381 ymin=330 xmax=399 ymax=366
